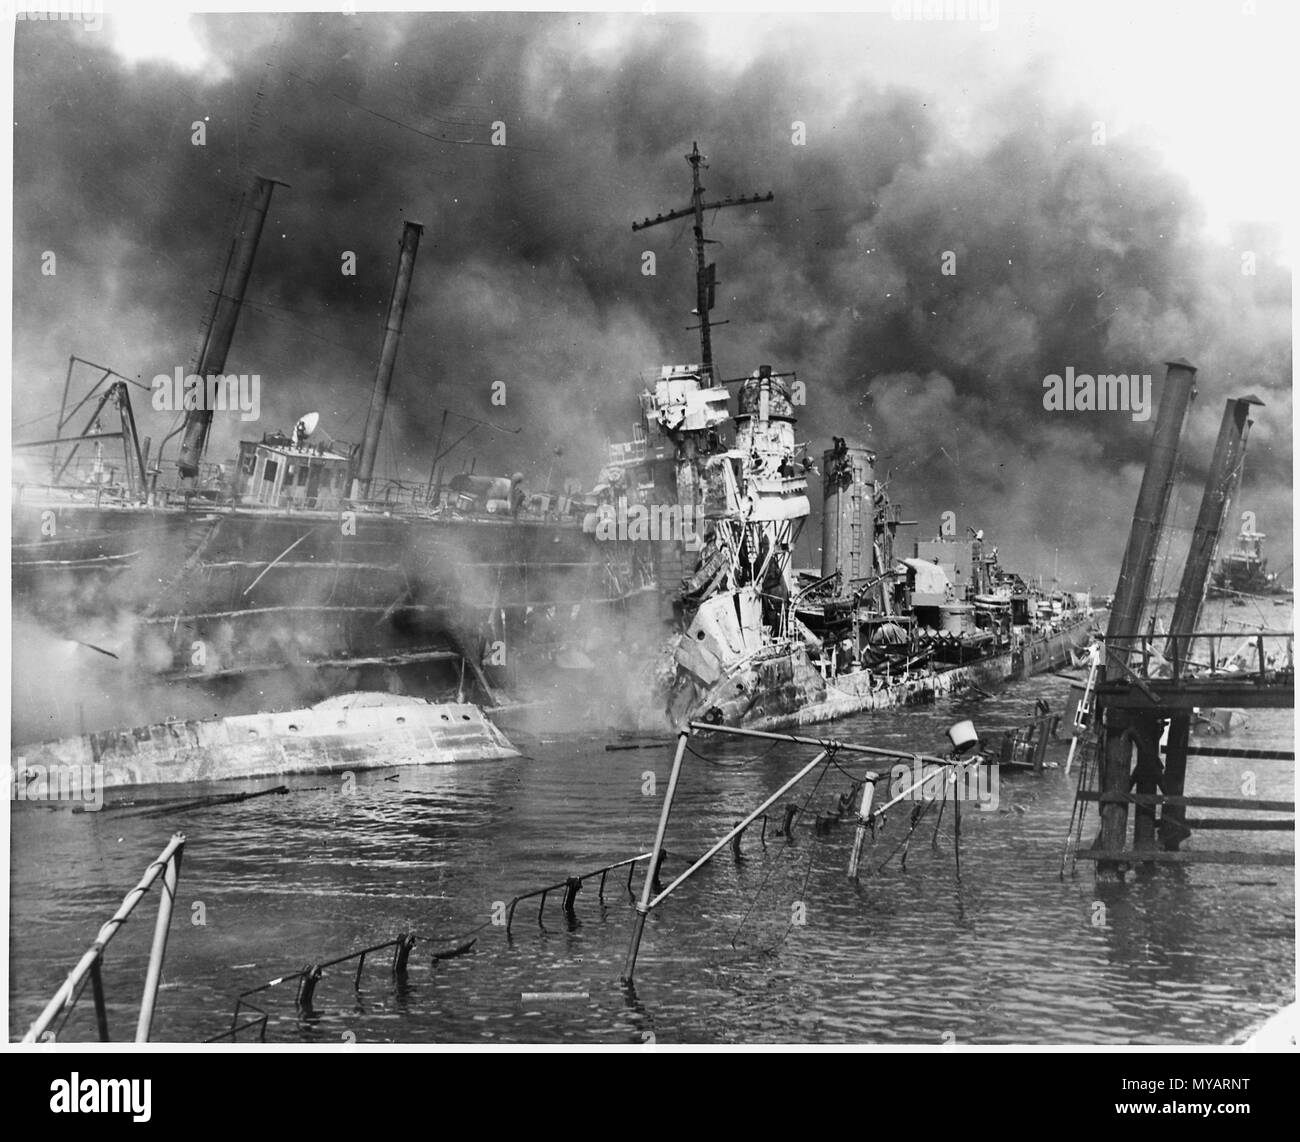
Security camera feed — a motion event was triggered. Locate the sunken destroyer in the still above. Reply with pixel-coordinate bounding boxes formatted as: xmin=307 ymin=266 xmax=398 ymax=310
xmin=601 ymin=143 xmax=1095 ymax=732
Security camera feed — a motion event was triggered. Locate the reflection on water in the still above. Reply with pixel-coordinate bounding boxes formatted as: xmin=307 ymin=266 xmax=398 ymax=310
xmin=8 ymin=609 xmax=1294 ymax=1044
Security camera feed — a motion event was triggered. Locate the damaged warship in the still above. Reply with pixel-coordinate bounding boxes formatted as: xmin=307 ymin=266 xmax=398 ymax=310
xmin=1204 ymin=426 xmax=1287 ymax=600
xmin=1209 ymin=513 xmax=1288 ymax=600
xmin=12 ymin=148 xmax=1094 ymax=768
xmin=600 ymin=142 xmax=1096 ymax=733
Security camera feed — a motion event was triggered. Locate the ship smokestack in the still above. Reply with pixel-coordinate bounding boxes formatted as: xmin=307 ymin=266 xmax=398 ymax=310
xmin=1165 ymin=394 xmax=1262 ymax=653
xmin=1104 ymin=358 xmax=1197 ymax=663
xmin=821 ymin=439 xmax=876 ymax=593
xmin=177 ymin=175 xmax=284 ymax=478
xmin=352 ymin=219 xmax=424 ymax=500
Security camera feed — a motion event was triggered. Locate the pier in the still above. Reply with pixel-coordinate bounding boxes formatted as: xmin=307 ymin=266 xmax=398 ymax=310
xmin=1064 ymin=363 xmax=1294 ymax=879
xmin=1078 ymin=628 xmax=1293 ymax=875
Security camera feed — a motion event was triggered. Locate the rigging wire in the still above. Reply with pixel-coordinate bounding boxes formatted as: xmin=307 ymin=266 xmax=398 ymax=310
xmin=728 ymin=751 xmax=835 ymax=953
xmin=285 ymin=68 xmax=547 ymax=153
xmin=14 ymin=409 xmax=61 ymax=431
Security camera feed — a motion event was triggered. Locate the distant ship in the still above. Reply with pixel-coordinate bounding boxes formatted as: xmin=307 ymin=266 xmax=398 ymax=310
xmin=1209 ymin=513 xmax=1286 ymax=599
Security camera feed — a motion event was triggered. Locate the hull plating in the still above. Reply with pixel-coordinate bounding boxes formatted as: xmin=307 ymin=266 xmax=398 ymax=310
xmin=9 ymin=693 xmax=519 ymax=791
xmin=689 ymin=617 xmax=1094 ymax=733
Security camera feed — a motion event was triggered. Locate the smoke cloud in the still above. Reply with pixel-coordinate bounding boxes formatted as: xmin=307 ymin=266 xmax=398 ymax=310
xmin=12 ymin=11 xmax=1291 ymax=600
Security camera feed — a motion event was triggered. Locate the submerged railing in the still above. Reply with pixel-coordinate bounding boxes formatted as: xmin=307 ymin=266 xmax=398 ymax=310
xmin=215 ymin=933 xmax=427 ymax=1042
xmin=210 ymin=851 xmax=678 ymax=1040
xmin=504 ymin=851 xmax=664 ymax=935
xmin=22 ymin=834 xmax=185 ymax=1043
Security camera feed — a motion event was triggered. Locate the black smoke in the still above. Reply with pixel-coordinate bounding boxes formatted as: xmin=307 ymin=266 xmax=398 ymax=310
xmin=13 ymin=11 xmax=1292 ymax=591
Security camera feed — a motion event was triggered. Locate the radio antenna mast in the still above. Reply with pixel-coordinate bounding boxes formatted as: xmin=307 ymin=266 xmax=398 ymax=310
xmin=632 ymin=142 xmax=772 ymax=386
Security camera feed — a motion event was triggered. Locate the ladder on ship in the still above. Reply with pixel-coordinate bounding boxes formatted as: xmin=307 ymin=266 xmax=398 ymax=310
xmin=1063 ymin=641 xmax=1102 ymax=778
xmin=1060 ymin=736 xmax=1100 ymax=878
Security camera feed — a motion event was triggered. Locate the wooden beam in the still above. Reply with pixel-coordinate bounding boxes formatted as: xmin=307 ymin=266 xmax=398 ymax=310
xmin=1097 ymin=679 xmax=1294 ymax=711
xmin=1081 ymin=792 xmax=1293 ymax=812
xmin=1075 ymin=850 xmax=1293 ymax=866
xmin=1183 ymin=819 xmax=1293 ymax=831
xmin=1166 ymin=746 xmax=1295 ymax=761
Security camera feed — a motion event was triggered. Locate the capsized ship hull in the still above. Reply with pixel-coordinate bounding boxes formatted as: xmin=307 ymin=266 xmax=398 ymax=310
xmin=10 ymin=692 xmax=519 ymax=792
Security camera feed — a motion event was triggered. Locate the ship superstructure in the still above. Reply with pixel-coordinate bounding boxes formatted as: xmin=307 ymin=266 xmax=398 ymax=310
xmin=1210 ymin=514 xmax=1282 ymax=598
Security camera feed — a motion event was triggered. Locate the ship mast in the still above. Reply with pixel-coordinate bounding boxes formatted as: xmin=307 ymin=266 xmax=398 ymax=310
xmin=632 ymin=142 xmax=772 ymax=386
xmin=352 ymin=219 xmax=424 ymax=500
xmin=178 ymin=175 xmax=285 ymax=479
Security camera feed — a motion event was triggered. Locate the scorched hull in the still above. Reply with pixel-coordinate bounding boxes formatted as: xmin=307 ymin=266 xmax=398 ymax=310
xmin=10 ymin=693 xmax=519 ymax=791
xmin=11 ymin=498 xmax=635 ymax=678
xmin=686 ymin=615 xmax=1095 ymax=733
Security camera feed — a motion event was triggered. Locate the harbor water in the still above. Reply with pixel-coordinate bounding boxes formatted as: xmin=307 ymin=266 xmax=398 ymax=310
xmin=9 ymin=605 xmax=1294 ymax=1045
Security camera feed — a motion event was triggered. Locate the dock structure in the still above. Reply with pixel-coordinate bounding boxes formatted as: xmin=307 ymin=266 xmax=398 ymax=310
xmin=1067 ymin=363 xmax=1294 ymax=879
xmin=1080 ymin=629 xmax=1294 ymax=878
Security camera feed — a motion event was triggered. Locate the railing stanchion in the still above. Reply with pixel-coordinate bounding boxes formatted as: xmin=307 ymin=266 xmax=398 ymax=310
xmin=23 ymin=833 xmax=185 ymax=1044
xmin=135 ymin=835 xmax=184 ymax=1042
xmin=89 ymin=960 xmax=110 ymax=1042
xmin=622 ymin=730 xmax=690 ymax=985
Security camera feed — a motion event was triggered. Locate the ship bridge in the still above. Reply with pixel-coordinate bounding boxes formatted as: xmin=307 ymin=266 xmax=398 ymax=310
xmin=236 ymin=432 xmax=352 ymax=510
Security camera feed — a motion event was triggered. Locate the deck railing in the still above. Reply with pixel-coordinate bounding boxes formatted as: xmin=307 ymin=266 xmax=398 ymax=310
xmin=22 ymin=834 xmax=185 ymax=1043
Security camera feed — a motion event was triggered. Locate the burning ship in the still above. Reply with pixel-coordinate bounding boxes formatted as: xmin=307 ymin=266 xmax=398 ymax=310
xmin=11 ymin=179 xmax=651 ymax=739
xmin=603 ymin=143 xmax=1096 ymax=732
xmin=12 ymin=148 xmax=1093 ymax=766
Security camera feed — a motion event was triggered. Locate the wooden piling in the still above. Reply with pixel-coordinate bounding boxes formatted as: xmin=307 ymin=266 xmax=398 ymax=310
xmin=1159 ymin=713 xmax=1192 ymax=850
xmin=1097 ymin=718 xmax=1133 ymax=882
xmin=1130 ymin=714 xmax=1162 ymax=861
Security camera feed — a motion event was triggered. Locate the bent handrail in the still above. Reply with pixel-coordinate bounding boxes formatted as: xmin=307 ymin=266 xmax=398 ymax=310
xmin=22 ymin=833 xmax=185 ymax=1043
